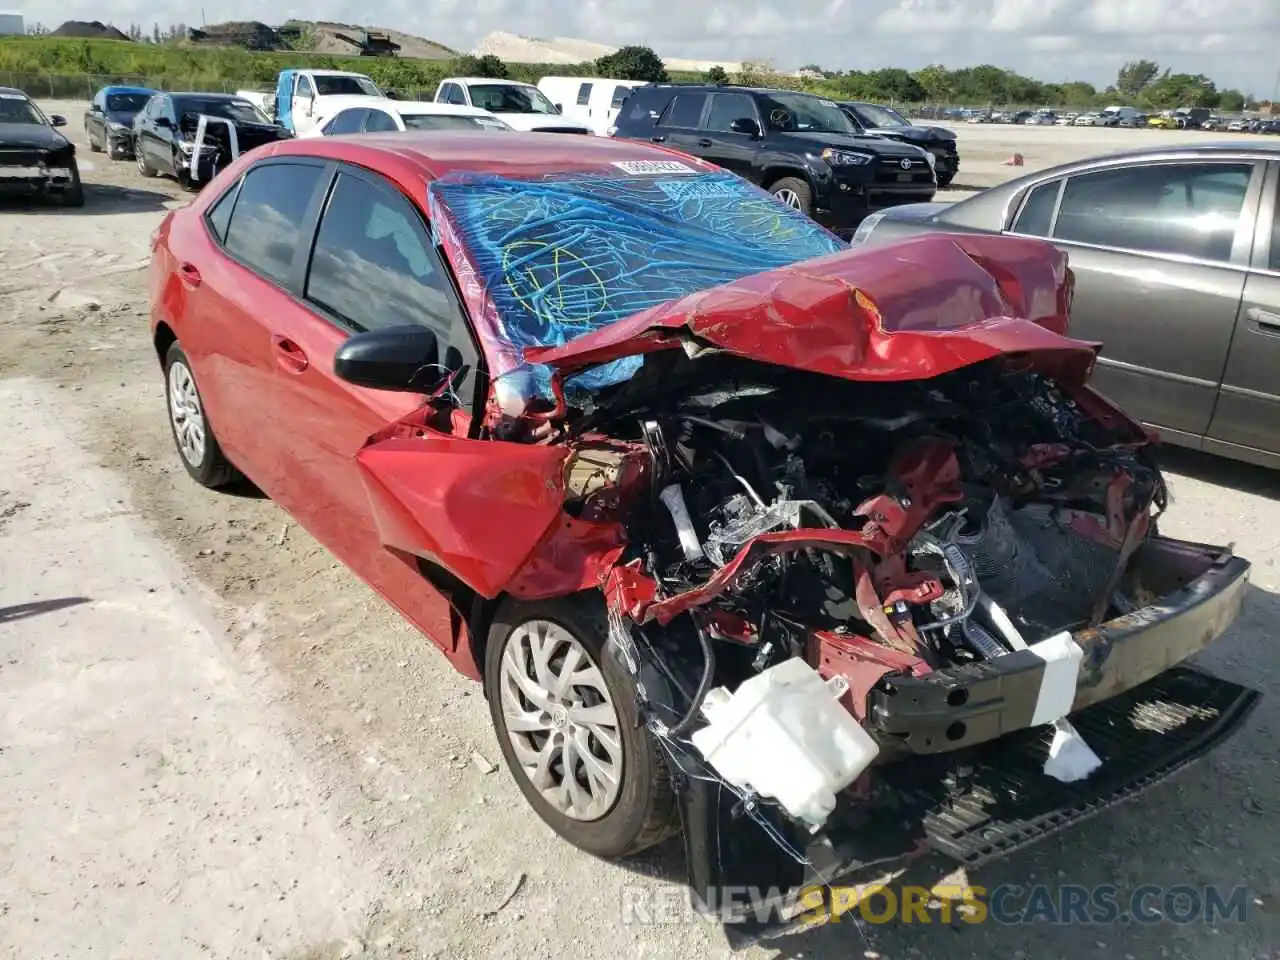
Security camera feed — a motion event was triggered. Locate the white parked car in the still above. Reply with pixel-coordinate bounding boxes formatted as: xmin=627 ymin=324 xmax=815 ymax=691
xmin=433 ymin=78 xmax=593 ymax=134
xmin=536 ymin=76 xmax=645 ymax=136
xmin=1074 ymin=113 xmax=1100 ymax=126
xmin=301 ymin=98 xmax=513 ymax=138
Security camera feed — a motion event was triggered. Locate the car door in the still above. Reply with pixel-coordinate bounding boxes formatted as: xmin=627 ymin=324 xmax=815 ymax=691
xmin=291 ymin=74 xmax=317 ymax=134
xmin=143 ymin=95 xmax=173 ymax=172
xmin=254 ymin=163 xmax=484 ymax=655
xmin=1207 ymin=159 xmax=1280 ymax=464
xmin=1005 ymin=158 xmax=1261 ymax=440
xmin=603 ymin=83 xmax=634 ymax=134
xmin=698 ymin=92 xmax=763 ymax=179
xmin=648 ymin=91 xmax=708 ymax=155
xmin=86 ymin=91 xmax=103 ymax=142
xmin=172 ymin=158 xmax=333 ymax=481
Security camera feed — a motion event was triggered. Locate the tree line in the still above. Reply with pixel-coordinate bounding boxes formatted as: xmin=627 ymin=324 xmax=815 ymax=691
xmin=1 ymin=34 xmax=1268 ymax=112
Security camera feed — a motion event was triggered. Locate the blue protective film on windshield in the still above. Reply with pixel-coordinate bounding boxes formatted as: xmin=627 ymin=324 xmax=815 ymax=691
xmin=429 ymin=169 xmax=846 ymax=395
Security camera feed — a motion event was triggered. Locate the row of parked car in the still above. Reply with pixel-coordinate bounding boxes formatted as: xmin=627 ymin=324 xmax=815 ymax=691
xmin=68 ymin=74 xmax=964 ymax=235
xmin=961 ymin=105 xmax=1280 ymax=133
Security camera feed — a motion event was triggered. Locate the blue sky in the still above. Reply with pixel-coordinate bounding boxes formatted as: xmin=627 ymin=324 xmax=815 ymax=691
xmin=15 ymin=0 xmax=1280 ymax=96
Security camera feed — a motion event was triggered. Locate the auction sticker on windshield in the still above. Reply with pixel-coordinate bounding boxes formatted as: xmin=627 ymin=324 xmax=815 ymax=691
xmin=612 ymin=160 xmax=696 ymax=175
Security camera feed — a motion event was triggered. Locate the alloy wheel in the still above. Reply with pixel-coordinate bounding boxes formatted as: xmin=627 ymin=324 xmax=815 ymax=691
xmin=167 ymin=359 xmax=207 ymax=467
xmin=497 ymin=619 xmax=623 ymax=822
xmin=774 ymin=188 xmax=803 ymax=209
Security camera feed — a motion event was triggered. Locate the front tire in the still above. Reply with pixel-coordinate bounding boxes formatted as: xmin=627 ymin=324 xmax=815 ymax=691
xmin=58 ymin=160 xmax=84 ymax=208
xmin=87 ymin=128 xmax=103 ymax=152
xmin=768 ymin=176 xmax=813 ymax=217
xmin=164 ymin=341 xmax=239 ymax=488
xmin=136 ymin=142 xmax=158 ymax=177
xmin=484 ymin=595 xmax=677 ymax=858
xmin=937 ymin=172 xmax=955 ymax=189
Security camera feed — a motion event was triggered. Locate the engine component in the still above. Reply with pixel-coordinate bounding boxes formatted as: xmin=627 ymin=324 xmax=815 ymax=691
xmin=660 ymin=483 xmax=705 ymax=561
xmin=690 ymin=658 xmax=881 ymax=827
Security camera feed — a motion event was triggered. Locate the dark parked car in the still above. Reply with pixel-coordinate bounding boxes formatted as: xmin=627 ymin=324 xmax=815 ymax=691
xmin=0 ymin=86 xmax=82 ymax=206
xmin=84 ymin=85 xmax=154 ymax=160
xmin=838 ymin=100 xmax=959 ymax=187
xmin=133 ymin=92 xmax=291 ymax=189
xmin=851 ymin=142 xmax=1280 ymax=469
xmin=612 ymin=83 xmax=935 ymax=234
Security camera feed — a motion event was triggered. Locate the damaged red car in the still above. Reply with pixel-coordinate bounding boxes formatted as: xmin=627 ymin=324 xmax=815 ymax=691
xmin=149 ymin=132 xmax=1258 ymax=944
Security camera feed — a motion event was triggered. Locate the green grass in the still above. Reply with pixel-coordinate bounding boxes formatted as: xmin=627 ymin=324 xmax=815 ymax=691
xmin=0 ymin=37 xmax=704 ymax=99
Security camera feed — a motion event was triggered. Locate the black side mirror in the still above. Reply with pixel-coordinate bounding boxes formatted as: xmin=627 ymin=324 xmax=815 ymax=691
xmin=50 ymin=115 xmax=67 ymax=127
xmin=554 ymin=103 xmax=563 ymax=114
xmin=154 ymin=116 xmax=171 ymax=128
xmin=334 ymin=326 xmax=456 ymax=394
xmin=729 ymin=117 xmax=760 ymax=137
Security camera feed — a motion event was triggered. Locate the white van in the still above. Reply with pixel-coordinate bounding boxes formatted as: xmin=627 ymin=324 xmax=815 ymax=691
xmin=536 ymin=77 xmax=647 ymax=136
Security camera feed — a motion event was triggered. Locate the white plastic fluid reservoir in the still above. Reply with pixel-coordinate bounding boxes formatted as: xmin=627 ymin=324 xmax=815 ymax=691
xmin=689 ymin=658 xmax=881 ymax=827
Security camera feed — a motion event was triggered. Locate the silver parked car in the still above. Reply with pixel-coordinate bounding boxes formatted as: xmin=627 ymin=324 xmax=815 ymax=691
xmin=851 ymin=142 xmax=1280 ymax=469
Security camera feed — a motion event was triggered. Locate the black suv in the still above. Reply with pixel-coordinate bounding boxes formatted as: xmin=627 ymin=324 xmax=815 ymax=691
xmin=837 ymin=101 xmax=959 ymax=188
xmin=612 ymin=84 xmax=936 ymax=233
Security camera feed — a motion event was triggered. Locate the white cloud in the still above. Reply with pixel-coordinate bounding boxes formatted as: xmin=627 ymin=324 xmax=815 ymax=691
xmin=15 ymin=0 xmax=1280 ymax=94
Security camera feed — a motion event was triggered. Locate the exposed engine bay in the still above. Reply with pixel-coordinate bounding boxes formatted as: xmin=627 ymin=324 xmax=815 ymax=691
xmin=562 ymin=353 xmax=1164 ymax=677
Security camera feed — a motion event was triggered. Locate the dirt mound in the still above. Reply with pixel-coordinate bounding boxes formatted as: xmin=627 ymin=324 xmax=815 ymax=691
xmin=51 ymin=20 xmax=131 ymax=41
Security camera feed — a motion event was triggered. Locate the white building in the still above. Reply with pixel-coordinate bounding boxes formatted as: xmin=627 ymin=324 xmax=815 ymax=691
xmin=0 ymin=11 xmax=23 ymax=35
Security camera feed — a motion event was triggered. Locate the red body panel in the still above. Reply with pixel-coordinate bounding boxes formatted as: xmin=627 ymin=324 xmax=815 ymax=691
xmin=527 ymin=232 xmax=1096 ymax=385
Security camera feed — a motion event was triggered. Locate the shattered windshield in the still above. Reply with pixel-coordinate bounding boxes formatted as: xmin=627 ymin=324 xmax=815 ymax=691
xmin=851 ymin=103 xmax=909 ymax=128
xmin=0 ymin=94 xmax=44 ymax=125
xmin=429 ymin=166 xmax=847 ymax=398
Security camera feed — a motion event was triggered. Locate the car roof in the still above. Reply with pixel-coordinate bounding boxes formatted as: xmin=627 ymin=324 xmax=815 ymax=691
xmin=168 ymin=92 xmax=246 ymax=100
xmin=0 ymin=86 xmax=30 ymax=98
xmin=101 ymin=85 xmax=153 ymax=95
xmin=935 ymin=139 xmax=1280 ymax=230
xmin=447 ymin=77 xmax=536 ymax=86
xmin=249 ymin=129 xmax=718 ymax=181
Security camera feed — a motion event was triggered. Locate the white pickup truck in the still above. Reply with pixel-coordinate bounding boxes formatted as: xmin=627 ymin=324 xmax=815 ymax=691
xmin=245 ymin=69 xmax=385 ymax=136
xmin=432 ymin=77 xmax=592 ymax=134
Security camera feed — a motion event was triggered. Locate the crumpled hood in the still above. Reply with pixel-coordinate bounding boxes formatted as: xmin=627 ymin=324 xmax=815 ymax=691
xmin=0 ymin=122 xmax=69 ymax=151
xmin=525 ymin=232 xmax=1098 ymax=385
xmin=868 ymin=125 xmax=956 ymax=144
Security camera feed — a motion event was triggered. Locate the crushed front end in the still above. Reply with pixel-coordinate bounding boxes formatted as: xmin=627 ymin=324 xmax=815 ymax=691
xmin=517 ymin=238 xmax=1259 ymax=943
xmin=0 ymin=142 xmax=77 ymax=199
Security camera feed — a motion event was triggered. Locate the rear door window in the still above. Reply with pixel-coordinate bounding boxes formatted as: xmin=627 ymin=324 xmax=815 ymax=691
xmin=363 ymin=109 xmax=398 ymax=132
xmin=222 ymin=162 xmax=326 ymax=285
xmin=1052 ymin=161 xmax=1254 ymax=263
xmin=610 ymin=85 xmax=631 ymax=109
xmin=576 ymin=82 xmax=592 ymax=106
xmin=659 ymin=93 xmax=708 ymax=129
xmin=1010 ymin=179 xmax=1062 ymax=236
xmin=323 ymin=108 xmax=367 ymax=135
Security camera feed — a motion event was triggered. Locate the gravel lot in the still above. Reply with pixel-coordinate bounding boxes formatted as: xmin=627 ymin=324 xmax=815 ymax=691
xmin=1 ymin=102 xmax=1278 ymax=960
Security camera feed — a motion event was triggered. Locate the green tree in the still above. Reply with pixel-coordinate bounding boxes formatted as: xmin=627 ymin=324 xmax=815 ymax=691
xmin=595 ymin=45 xmax=668 ymax=83
xmin=1116 ymin=59 xmax=1159 ymax=99
xmin=705 ymin=64 xmax=728 ymax=84
xmin=912 ymin=64 xmax=952 ymax=102
xmin=1217 ymin=89 xmax=1245 ymax=112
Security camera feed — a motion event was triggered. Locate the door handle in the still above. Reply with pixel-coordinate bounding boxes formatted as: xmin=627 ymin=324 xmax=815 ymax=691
xmin=650 ymin=135 xmax=666 ymax=142
xmin=696 ymin=137 xmax=713 ymax=147
xmin=178 ymin=262 xmax=201 ymax=287
xmin=271 ymin=335 xmax=309 ymax=373
xmin=1246 ymin=306 xmax=1280 ymax=331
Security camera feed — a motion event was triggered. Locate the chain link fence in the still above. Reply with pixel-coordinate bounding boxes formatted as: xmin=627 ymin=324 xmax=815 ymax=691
xmin=3 ymin=72 xmax=247 ymax=100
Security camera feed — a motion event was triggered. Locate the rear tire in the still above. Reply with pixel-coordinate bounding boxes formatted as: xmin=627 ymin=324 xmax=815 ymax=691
xmin=163 ymin=341 xmax=239 ymax=489
xmin=484 ymin=595 xmax=678 ymax=858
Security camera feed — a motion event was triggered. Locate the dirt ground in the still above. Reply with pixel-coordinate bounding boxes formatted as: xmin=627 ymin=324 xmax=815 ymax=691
xmin=1 ymin=103 xmax=1277 ymax=960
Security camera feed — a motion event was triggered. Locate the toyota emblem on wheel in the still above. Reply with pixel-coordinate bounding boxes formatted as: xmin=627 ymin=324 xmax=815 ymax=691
xmin=900 ymin=158 xmax=912 ymax=170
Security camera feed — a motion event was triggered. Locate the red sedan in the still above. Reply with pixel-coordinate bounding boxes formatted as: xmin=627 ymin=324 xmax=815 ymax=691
xmin=149 ymin=132 xmax=1256 ymax=940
